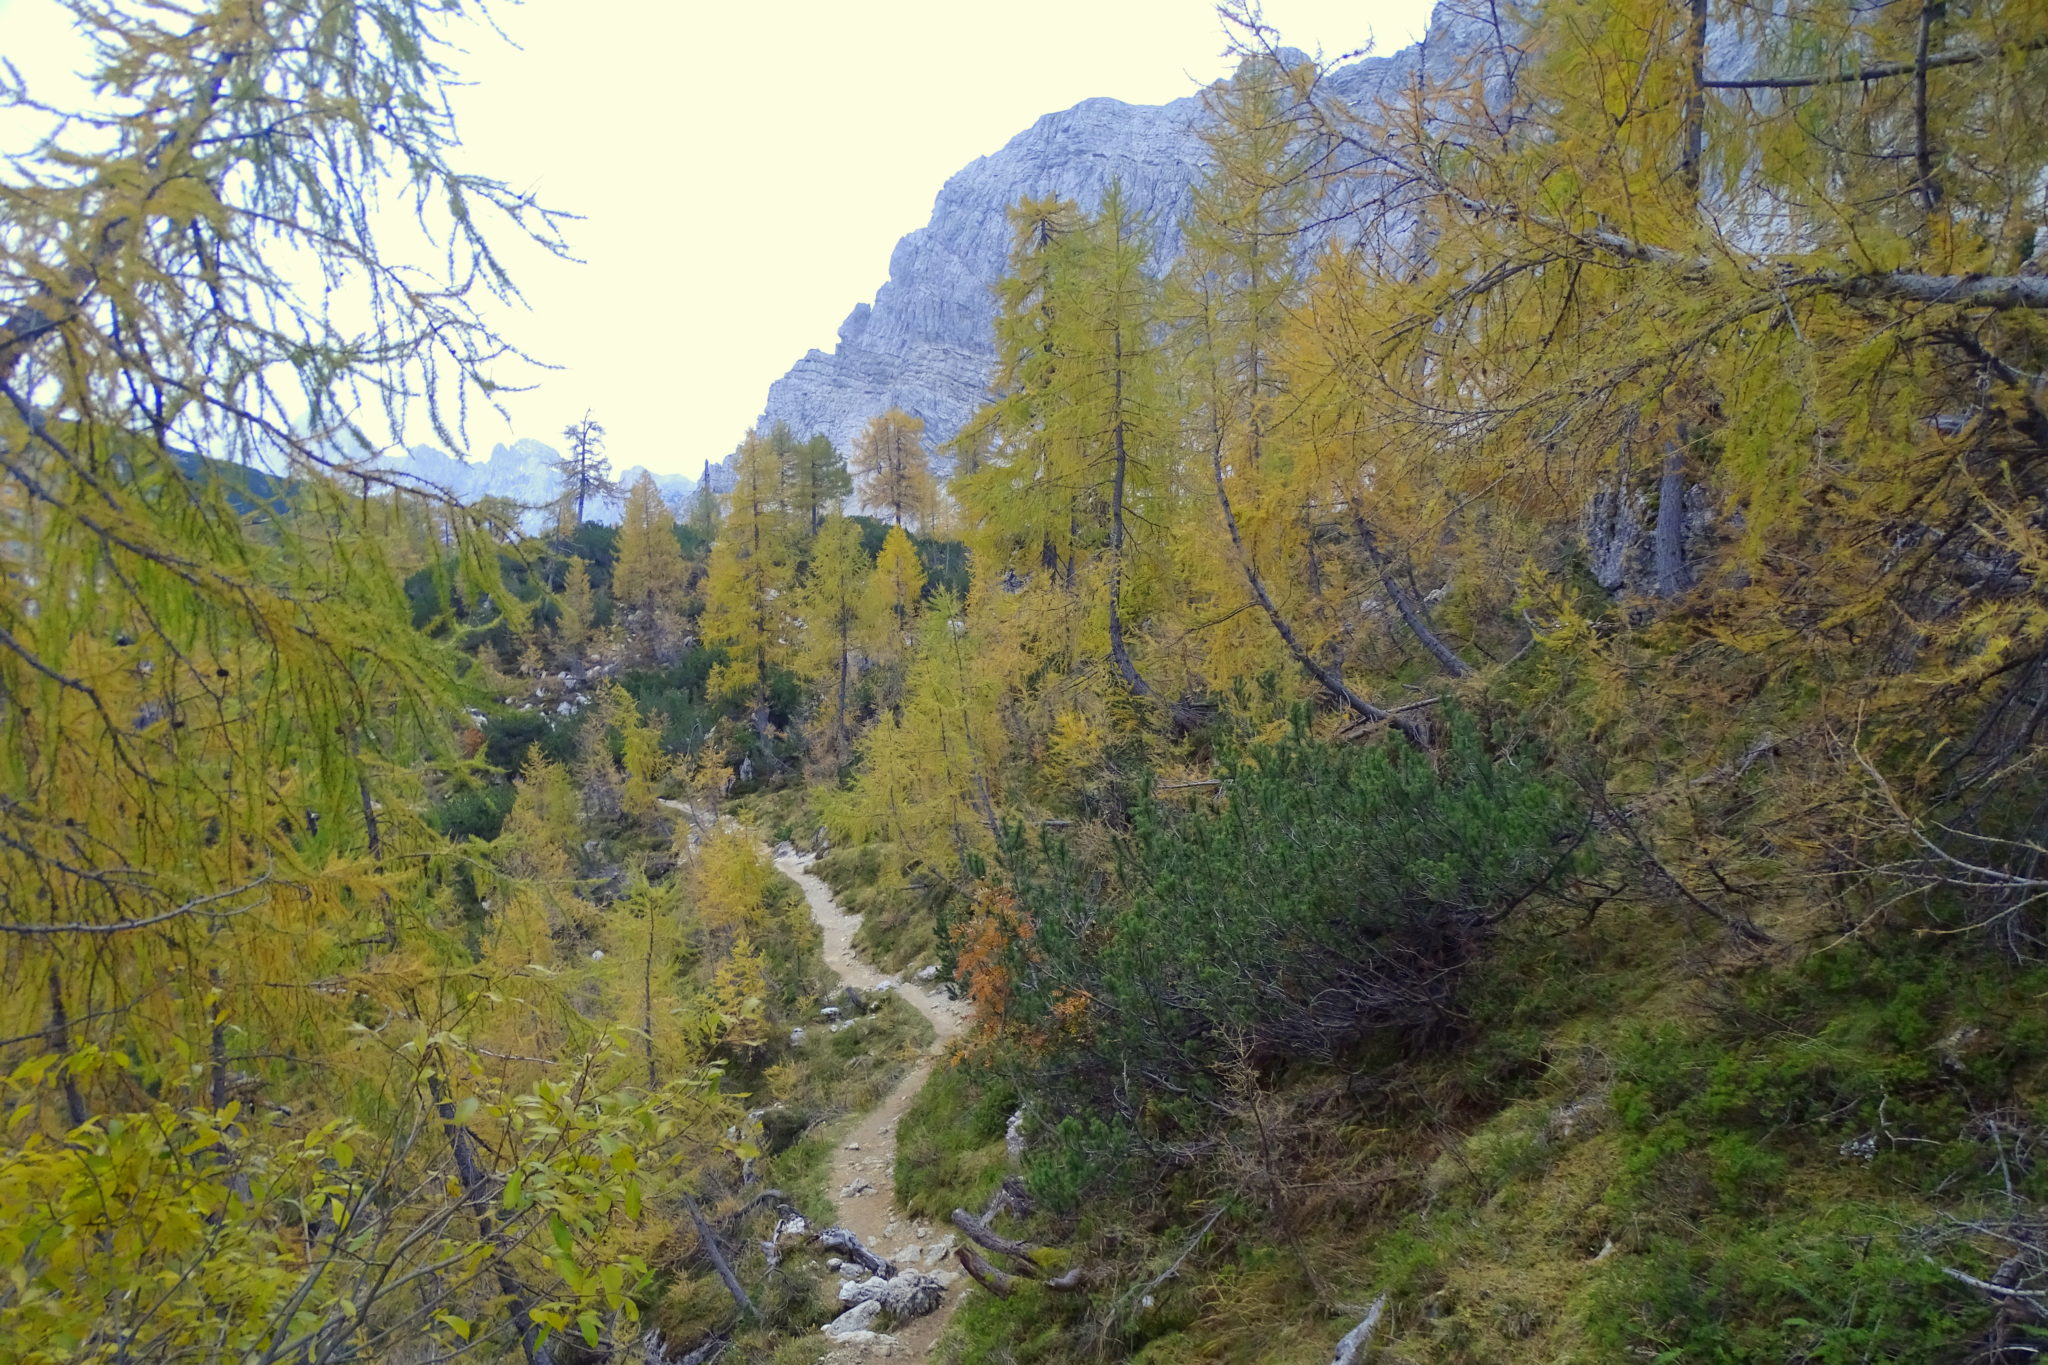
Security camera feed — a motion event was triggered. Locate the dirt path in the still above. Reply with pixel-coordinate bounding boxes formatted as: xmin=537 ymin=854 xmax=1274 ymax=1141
xmin=656 ymin=802 xmax=973 ymax=1359
xmin=772 ymin=848 xmax=971 ymax=1363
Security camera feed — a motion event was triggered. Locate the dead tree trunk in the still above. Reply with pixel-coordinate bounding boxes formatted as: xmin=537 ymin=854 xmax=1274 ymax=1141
xmin=951 ymin=1208 xmax=1039 ymax=1264
xmin=1351 ymin=514 xmax=1473 ymax=678
xmin=683 ymin=1193 xmax=754 ymax=1319
xmin=1331 ymin=1294 xmax=1387 ymax=1365
xmin=816 ymin=1225 xmax=898 ymax=1279
xmin=956 ymin=1247 xmax=1016 ymax=1298
xmin=1209 ymin=440 xmax=1425 ymax=746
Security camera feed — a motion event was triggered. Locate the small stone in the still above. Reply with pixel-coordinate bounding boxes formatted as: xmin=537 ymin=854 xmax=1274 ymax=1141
xmin=916 ymin=964 xmax=940 ymax=981
xmin=845 ymin=1141 xmax=860 ymax=1150
xmin=789 ymin=1027 xmax=806 ymax=1046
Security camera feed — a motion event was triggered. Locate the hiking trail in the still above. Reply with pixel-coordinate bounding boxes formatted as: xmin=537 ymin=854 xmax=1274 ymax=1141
xmin=772 ymin=845 xmax=971 ymax=1362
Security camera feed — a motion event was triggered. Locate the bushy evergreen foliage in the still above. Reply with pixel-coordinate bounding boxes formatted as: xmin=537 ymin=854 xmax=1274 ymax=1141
xmin=982 ymin=715 xmax=1588 ymax=1144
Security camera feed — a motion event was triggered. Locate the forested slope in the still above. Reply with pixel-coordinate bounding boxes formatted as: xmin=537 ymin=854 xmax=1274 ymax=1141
xmin=5 ymin=0 xmax=2048 ymax=1361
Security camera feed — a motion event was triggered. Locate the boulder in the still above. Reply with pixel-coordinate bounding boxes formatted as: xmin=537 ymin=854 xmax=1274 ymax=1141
xmin=822 ymin=1299 xmax=883 ymax=1339
xmin=840 ymin=1269 xmax=946 ymax=1320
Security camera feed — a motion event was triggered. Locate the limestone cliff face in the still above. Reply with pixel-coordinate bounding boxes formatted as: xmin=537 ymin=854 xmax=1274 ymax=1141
xmin=753 ymin=7 xmax=1495 ymax=458
xmin=757 ymin=94 xmax=1207 ymax=458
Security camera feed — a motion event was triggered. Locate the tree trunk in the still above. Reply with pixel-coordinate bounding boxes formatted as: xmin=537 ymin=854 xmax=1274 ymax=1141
xmin=684 ymin=1193 xmax=754 ymax=1318
xmin=46 ymin=967 xmax=88 ymax=1130
xmin=209 ymin=966 xmax=229 ymax=1110
xmin=1106 ymin=329 xmax=1155 ymax=699
xmin=1209 ymin=439 xmax=1425 ymax=746
xmin=643 ymin=910 xmax=657 ymax=1089
xmin=955 ymin=1247 xmax=1016 ymax=1298
xmin=835 ymin=617 xmax=851 ymax=763
xmin=1680 ymin=0 xmax=1709 ymax=199
xmin=428 ymin=1064 xmax=552 ymax=1365
xmin=1652 ymin=429 xmax=1690 ymax=599
xmin=1351 ymin=514 xmax=1473 ymax=678
xmin=1913 ymin=0 xmax=1943 ymax=212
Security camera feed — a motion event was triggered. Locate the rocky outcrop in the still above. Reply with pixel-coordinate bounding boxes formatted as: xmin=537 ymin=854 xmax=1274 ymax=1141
xmin=839 ymin=1270 xmax=946 ymax=1320
xmin=753 ymin=6 xmax=1500 ymax=460
xmin=757 ymin=93 xmax=1207 ymax=460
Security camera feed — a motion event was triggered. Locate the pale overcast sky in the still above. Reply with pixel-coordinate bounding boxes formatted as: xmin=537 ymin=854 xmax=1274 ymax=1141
xmin=1 ymin=0 xmax=1437 ymax=475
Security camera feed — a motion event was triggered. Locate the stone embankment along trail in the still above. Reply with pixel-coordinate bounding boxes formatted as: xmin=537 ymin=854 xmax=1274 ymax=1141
xmin=771 ymin=846 xmax=971 ymax=1362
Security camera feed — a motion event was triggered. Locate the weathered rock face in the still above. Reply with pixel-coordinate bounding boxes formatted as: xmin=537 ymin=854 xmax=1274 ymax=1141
xmin=757 ymin=94 xmax=1207 ymax=460
xmin=753 ymin=7 xmax=1496 ymax=459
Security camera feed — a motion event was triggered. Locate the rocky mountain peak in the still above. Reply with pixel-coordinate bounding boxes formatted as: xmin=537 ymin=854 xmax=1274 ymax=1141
xmin=751 ymin=3 xmax=1488 ymax=463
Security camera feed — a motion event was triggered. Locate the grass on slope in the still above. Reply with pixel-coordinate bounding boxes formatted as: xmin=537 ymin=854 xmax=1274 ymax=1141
xmin=898 ymin=900 xmax=2048 ymax=1364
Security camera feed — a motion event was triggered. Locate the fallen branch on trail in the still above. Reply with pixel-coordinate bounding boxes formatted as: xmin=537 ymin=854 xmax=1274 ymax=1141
xmin=951 ymin=1207 xmax=1040 ymax=1262
xmin=816 ymin=1225 xmax=897 ymax=1279
xmin=719 ymin=1188 xmax=798 ymax=1230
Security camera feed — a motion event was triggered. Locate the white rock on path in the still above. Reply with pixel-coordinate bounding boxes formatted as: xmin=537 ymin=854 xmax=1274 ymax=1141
xmin=823 ymin=1299 xmax=885 ymax=1339
xmin=839 ymin=1270 xmax=947 ymax=1320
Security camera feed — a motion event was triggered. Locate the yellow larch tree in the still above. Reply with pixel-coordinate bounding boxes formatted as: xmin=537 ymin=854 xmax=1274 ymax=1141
xmin=558 ymin=553 xmax=596 ymax=653
xmin=613 ymin=469 xmax=689 ymax=615
xmin=703 ymin=430 xmax=797 ymax=733
xmin=865 ymin=524 xmax=928 ymax=659
xmin=852 ymin=407 xmax=939 ymax=530
xmin=796 ymin=513 xmax=876 ymax=762
xmin=0 ymin=0 xmax=710 ymax=1354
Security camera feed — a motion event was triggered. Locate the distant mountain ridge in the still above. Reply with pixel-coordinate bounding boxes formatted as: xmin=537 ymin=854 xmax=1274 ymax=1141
xmin=374 ymin=439 xmax=695 ymax=532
